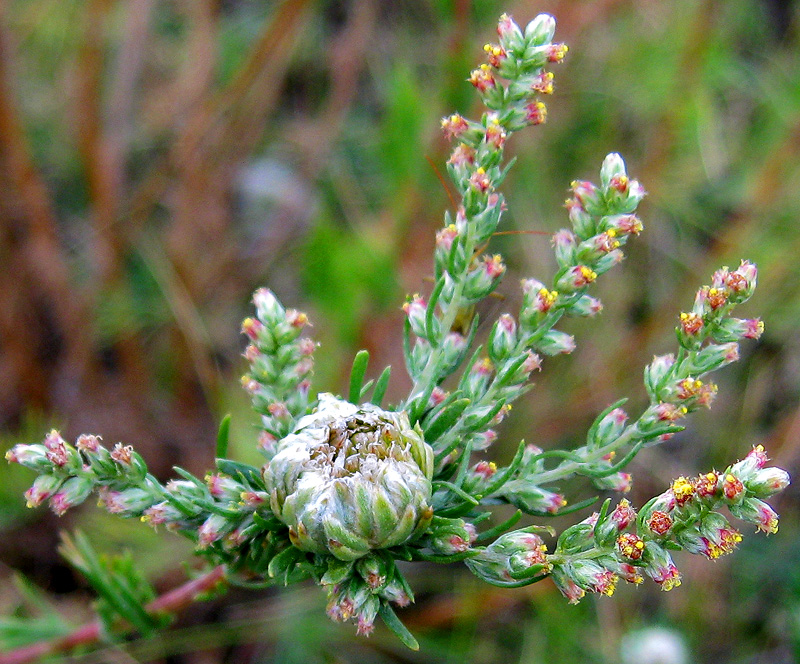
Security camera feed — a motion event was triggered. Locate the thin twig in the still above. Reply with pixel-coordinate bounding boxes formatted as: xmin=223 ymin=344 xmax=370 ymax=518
xmin=0 ymin=565 xmax=227 ymax=664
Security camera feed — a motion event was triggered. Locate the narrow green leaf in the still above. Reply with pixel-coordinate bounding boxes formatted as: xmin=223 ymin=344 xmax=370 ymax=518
xmin=474 ymin=510 xmax=523 ymax=543
xmin=423 ymin=398 xmax=471 ymax=443
xmin=216 ymin=414 xmax=231 ymax=459
xmin=349 ymin=350 xmax=370 ymax=404
xmin=378 ymin=603 xmax=419 ymax=651
xmin=370 ymin=366 xmax=392 ymax=406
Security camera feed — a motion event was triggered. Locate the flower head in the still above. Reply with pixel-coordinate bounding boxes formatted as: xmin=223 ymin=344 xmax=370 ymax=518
xmin=265 ymin=394 xmax=434 ymax=561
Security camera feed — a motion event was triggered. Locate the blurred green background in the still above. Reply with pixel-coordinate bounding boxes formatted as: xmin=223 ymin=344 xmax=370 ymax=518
xmin=0 ymin=0 xmax=799 ymax=662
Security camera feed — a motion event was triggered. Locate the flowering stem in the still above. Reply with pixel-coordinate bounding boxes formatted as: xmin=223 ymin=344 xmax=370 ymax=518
xmin=0 ymin=565 xmax=227 ymax=664
xmin=407 ymin=221 xmax=477 ymax=416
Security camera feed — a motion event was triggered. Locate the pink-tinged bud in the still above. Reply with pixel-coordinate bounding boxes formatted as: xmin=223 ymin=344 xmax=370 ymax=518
xmin=552 ymin=229 xmax=577 ymax=267
xmin=671 ymin=476 xmax=695 ymax=506
xmin=609 ymin=174 xmax=629 ymax=194
xmin=593 ymin=408 xmax=628 ymax=447
xmin=468 ymin=64 xmax=496 ymax=92
xmin=521 ymin=279 xmax=559 ymax=315
xmin=44 ymin=431 xmax=71 ymax=467
xmin=198 ymin=513 xmax=230 ymax=548
xmin=441 ymin=113 xmax=469 ymax=139
xmin=473 ymin=461 xmax=497 ymax=480
xmin=547 ymin=43 xmax=568 ymax=62
xmin=570 ymin=294 xmax=603 ymax=319
xmin=491 ymin=404 xmax=512 ymax=426
xmin=285 ymin=309 xmax=308 ymax=329
xmin=295 ymin=358 xmax=314 ymax=377
xmin=644 ymin=353 xmax=676 ymax=397
xmin=447 ymin=144 xmax=475 ymax=167
xmin=241 ymin=317 xmax=264 ymax=341
xmin=253 ymin=288 xmax=284 ymax=321
xmin=617 ymin=562 xmax=643 ymax=585
xmin=484 ymin=117 xmax=507 ymax=149
xmin=608 ymin=214 xmax=643 ymax=235
xmin=469 ymin=168 xmax=492 ymax=193
xmin=730 ymin=497 xmax=779 ymax=534
xmin=556 ymin=265 xmax=597 ymax=291
xmin=679 ymin=312 xmax=704 ymax=336
xmin=241 ymin=376 xmax=260 ymax=394
xmin=6 ymin=444 xmax=48 ymax=469
xmin=442 ymin=331 xmax=466 ymax=361
xmin=267 ymin=402 xmax=290 ymax=419
xmin=571 ymin=180 xmax=600 ymax=209
xmin=496 ymin=13 xmax=523 ymax=50
xmin=727 ymin=260 xmax=757 ymax=301
xmin=705 ymin=287 xmax=728 ymax=311
xmin=240 ymin=491 xmax=267 ymax=508
xmin=694 ymin=471 xmax=720 ymax=498
xmin=643 ymin=543 xmax=682 ymax=591
xmin=483 ymin=43 xmax=507 ymax=69
xmin=610 ymin=498 xmax=637 ymax=530
xmin=50 ymin=477 xmax=94 ymax=516
xmin=551 ymin=566 xmax=586 ymax=604
xmin=531 ymin=71 xmax=554 ymax=94
xmin=522 ymin=351 xmax=542 ymax=373
xmin=525 ymin=13 xmax=556 ymax=44
xmin=206 ymin=473 xmax=242 ymax=500
xmin=97 ymin=486 xmax=151 ymax=515
xmin=258 ymin=430 xmax=278 ymax=455
xmin=744 ymin=318 xmax=765 ymax=339
xmin=483 ymin=254 xmax=505 ymax=279
xmin=110 ymin=443 xmax=134 ymax=466
xmin=243 ymin=344 xmax=259 ymax=363
xmin=429 ymin=387 xmax=448 ymax=407
xmin=141 ymin=501 xmax=184 ymax=527
xmin=489 ymin=314 xmax=517 ymax=360
xmin=435 ymin=224 xmax=458 ymax=252
xmin=647 ymin=511 xmax=673 ymax=535
xmin=595 ymin=471 xmax=632 ymax=493
xmin=617 ymin=532 xmax=645 ymax=560
xmin=536 ymin=329 xmax=575 ymax=356
xmin=721 ymin=473 xmax=745 ymax=500
xmin=570 ymin=560 xmax=618 ymax=597
xmin=298 ymin=337 xmax=317 ymax=356
xmin=25 ymin=475 xmax=63 ymax=508
xmin=471 ymin=429 xmax=498 ymax=451
xmin=471 ymin=357 xmax=494 ymax=377
xmin=654 ymin=403 xmax=687 ymax=422
xmin=402 ymin=294 xmax=428 ymax=338
xmin=525 ymin=101 xmax=547 ymax=125
xmin=745 ymin=444 xmax=769 ymax=469
xmin=747 ymin=467 xmax=791 ymax=499
xmin=711 ymin=266 xmax=730 ymax=289
xmin=75 ymin=434 xmax=102 ymax=453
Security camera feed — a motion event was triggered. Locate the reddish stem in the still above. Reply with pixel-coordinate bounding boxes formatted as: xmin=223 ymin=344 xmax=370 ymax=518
xmin=0 ymin=565 xmax=227 ymax=664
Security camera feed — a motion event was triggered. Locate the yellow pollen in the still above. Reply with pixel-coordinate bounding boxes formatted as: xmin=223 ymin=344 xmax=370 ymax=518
xmin=607 ymin=228 xmax=617 ymax=237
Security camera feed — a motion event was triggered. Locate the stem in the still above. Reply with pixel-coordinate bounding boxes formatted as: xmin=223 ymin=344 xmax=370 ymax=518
xmin=407 ymin=225 xmax=476 ymax=404
xmin=531 ymin=425 xmax=638 ymax=486
xmin=0 ymin=565 xmax=227 ymax=664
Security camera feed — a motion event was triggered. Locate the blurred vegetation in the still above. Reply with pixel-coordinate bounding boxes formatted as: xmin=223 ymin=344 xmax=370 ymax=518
xmin=0 ymin=0 xmax=799 ymax=662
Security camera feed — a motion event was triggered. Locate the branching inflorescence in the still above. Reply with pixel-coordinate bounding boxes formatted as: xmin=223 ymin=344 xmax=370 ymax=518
xmin=5 ymin=12 xmax=789 ymax=654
